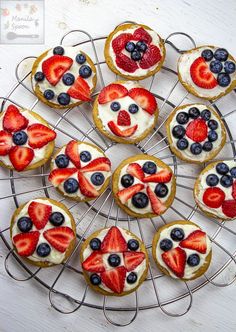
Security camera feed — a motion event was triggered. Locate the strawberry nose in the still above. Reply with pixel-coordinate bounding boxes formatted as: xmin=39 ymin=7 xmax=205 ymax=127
xmin=117 ymin=110 xmax=131 ymax=127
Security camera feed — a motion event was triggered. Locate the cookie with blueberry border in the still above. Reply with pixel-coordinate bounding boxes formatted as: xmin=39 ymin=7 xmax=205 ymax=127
xmin=166 ymin=103 xmax=226 ymax=163
xmin=152 ymin=220 xmax=212 ymax=281
xmin=80 ymin=226 xmax=148 ymax=296
xmin=31 ymin=45 xmax=97 ymax=109
xmin=194 ymin=160 xmax=236 ymax=220
xmin=104 ymin=23 xmax=166 ymax=80
xmin=10 ymin=198 xmax=76 ymax=267
xmin=112 ymin=155 xmax=176 ymax=218
xmin=178 ymin=45 xmax=236 ymax=100
xmin=93 ymin=81 xmax=159 ymax=144
xmin=0 ymin=104 xmax=56 ymax=172
xmin=48 ymin=140 xmax=112 ymax=202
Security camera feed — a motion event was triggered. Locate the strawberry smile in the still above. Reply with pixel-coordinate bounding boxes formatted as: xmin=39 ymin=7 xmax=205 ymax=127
xmin=108 ymin=121 xmax=138 ymax=137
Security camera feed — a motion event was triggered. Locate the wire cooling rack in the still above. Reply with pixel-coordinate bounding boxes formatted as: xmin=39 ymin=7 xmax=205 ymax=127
xmin=0 ymin=21 xmax=236 ymax=327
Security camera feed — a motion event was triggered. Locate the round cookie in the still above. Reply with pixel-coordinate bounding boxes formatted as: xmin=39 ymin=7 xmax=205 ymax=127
xmin=152 ymin=220 xmax=212 ymax=281
xmin=93 ymin=80 xmax=159 ymax=144
xmin=10 ymin=198 xmax=76 ymax=267
xmin=166 ymin=103 xmax=226 ymax=163
xmin=112 ymin=155 xmax=176 ymax=218
xmin=48 ymin=140 xmax=112 ymax=202
xmin=178 ymin=45 xmax=236 ymax=100
xmin=194 ymin=160 xmax=236 ymax=220
xmin=0 ymin=104 xmax=56 ymax=172
xmin=31 ymin=45 xmax=97 ymax=109
xmin=104 ymin=23 xmax=166 ymax=80
xmin=80 ymin=226 xmax=148 ymax=296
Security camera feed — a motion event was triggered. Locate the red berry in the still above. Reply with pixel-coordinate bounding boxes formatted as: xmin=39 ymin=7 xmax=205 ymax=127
xmin=115 ymin=53 xmax=138 ymax=73
xmin=117 ymin=110 xmax=131 ymax=126
xmin=180 ymin=230 xmax=207 ymax=254
xmin=127 ymin=163 xmax=144 ymax=181
xmin=28 ymin=201 xmax=52 ymax=230
xmin=128 ymin=88 xmax=157 ymax=115
xmin=203 ymin=187 xmax=225 ymax=208
xmin=77 ymin=172 xmax=99 ymax=198
xmin=42 ymin=55 xmax=73 ymax=86
xmin=143 ymin=169 xmax=172 ymax=183
xmin=65 ymin=140 xmax=81 ymax=168
xmin=186 ymin=119 xmax=208 ymax=142
xmin=48 ymin=168 xmax=78 ymax=187
xmin=3 ymin=105 xmax=29 ymax=133
xmin=232 ymin=181 xmax=236 ymax=200
xmin=43 ymin=226 xmax=75 ymax=253
xmin=133 ymin=27 xmax=152 ymax=44
xmin=162 ymin=247 xmax=186 ymax=278
xmin=82 ymin=251 xmax=105 ymax=272
xmin=27 ymin=123 xmax=56 ymax=149
xmin=108 ymin=121 xmax=138 ymax=137
xmin=112 ymin=33 xmax=133 ymax=54
xmin=67 ymin=76 xmax=91 ymax=101
xmin=101 ymin=266 xmax=126 ymax=293
xmin=98 ymin=83 xmax=128 ymax=104
xmin=117 ymin=183 xmax=145 ymax=204
xmin=0 ymin=130 xmax=12 ymax=156
xmin=146 ymin=186 xmax=166 ymax=215
xmin=13 ymin=231 xmax=40 ymax=257
xmin=101 ymin=226 xmax=127 ymax=253
xmin=123 ymin=251 xmax=145 ymax=271
xmin=9 ymin=146 xmax=34 ymax=171
xmin=222 ymin=200 xmax=236 ymax=218
xmin=190 ymin=57 xmax=217 ymax=89
xmin=80 ymin=157 xmax=111 ymax=173
xmin=139 ymin=45 xmax=161 ymax=69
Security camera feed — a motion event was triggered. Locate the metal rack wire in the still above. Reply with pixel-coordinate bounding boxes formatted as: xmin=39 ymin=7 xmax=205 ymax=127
xmin=0 ymin=21 xmax=236 ymax=326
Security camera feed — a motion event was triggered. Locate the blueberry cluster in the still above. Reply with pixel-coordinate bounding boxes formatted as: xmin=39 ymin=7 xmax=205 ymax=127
xmin=125 ymin=40 xmax=148 ymax=61
xmin=201 ymin=48 xmax=235 ymax=87
xmin=110 ymin=101 xmax=139 ymax=114
xmin=206 ymin=162 xmax=236 ymax=188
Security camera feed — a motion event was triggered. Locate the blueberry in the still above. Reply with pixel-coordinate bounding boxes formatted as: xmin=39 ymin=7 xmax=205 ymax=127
xmin=55 ymin=154 xmax=69 ymax=168
xmin=142 ymin=161 xmax=157 ymax=174
xmin=208 ymin=119 xmax=218 ymax=130
xmin=172 ymin=125 xmax=186 ymax=139
xmin=127 ymin=272 xmax=138 ymax=284
xmin=125 ymin=41 xmax=135 ymax=52
xmin=214 ymin=48 xmax=228 ymax=61
xmin=128 ymin=104 xmax=139 ymax=114
xmin=208 ymin=130 xmax=218 ymax=142
xmin=210 ymin=60 xmax=223 ymax=73
xmin=34 ymin=71 xmax=45 ymax=82
xmin=132 ymin=192 xmax=149 ymax=208
xmin=110 ymin=101 xmax=121 ymax=112
xmin=89 ymin=238 xmax=101 ymax=251
xmin=200 ymin=109 xmax=211 ymax=121
xmin=216 ymin=162 xmax=229 ymax=175
xmin=53 ymin=46 xmax=64 ymax=55
xmin=13 ymin=131 xmax=28 ymax=145
xmin=131 ymin=50 xmax=142 ymax=61
xmin=159 ymin=238 xmax=173 ymax=251
xmin=201 ymin=49 xmax=214 ymax=61
xmin=154 ymin=183 xmax=168 ymax=198
xmin=49 ymin=212 xmax=65 ymax=226
xmin=190 ymin=143 xmax=202 ymax=155
xmin=76 ymin=53 xmax=86 ymax=64
xmin=170 ymin=228 xmax=185 ymax=241
xmin=230 ymin=167 xmax=236 ymax=178
xmin=62 ymin=73 xmax=75 ymax=86
xmin=108 ymin=254 xmax=121 ymax=267
xmin=136 ymin=41 xmax=147 ymax=52
xmin=90 ymin=273 xmax=101 ymax=285
xmin=176 ymin=112 xmax=189 ymax=125
xmin=63 ymin=178 xmax=79 ymax=193
xmin=121 ymin=174 xmax=134 ymax=188
xmin=80 ymin=151 xmax=92 ymax=162
xmin=91 ymin=172 xmax=105 ymax=186
xmin=17 ymin=217 xmax=33 ymax=233
xmin=36 ymin=243 xmax=51 ymax=257
xmin=217 ymin=73 xmax=231 ymax=87
xmin=206 ymin=174 xmax=219 ymax=186
xmin=224 ymin=61 xmax=236 ymax=74
xmin=44 ymin=89 xmax=54 ymax=100
xmin=79 ymin=65 xmax=92 ymax=78
xmin=202 ymin=141 xmax=213 ymax=151
xmin=57 ymin=93 xmax=70 ymax=105
xmin=188 ymin=107 xmax=200 ymax=119
xmin=127 ymin=239 xmax=139 ymax=251
xmin=177 ymin=138 xmax=188 ymax=150
xmin=220 ymin=174 xmax=233 ymax=188
xmin=187 ymin=254 xmax=200 ymax=267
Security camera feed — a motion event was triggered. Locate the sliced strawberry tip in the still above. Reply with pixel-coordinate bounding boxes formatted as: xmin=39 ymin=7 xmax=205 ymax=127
xmin=222 ymin=200 xmax=236 ymax=218
xmin=13 ymin=231 xmax=40 ymax=257
xmin=82 ymin=251 xmax=105 ymax=272
xmin=101 ymin=226 xmax=127 ymax=253
xmin=77 ymin=172 xmax=99 ymax=198
xmin=28 ymin=201 xmax=52 ymax=230
xmin=115 ymin=53 xmax=139 ymax=73
xmin=146 ymin=186 xmax=166 ymax=215
xmin=43 ymin=226 xmax=75 ymax=253
xmin=112 ymin=33 xmax=133 ymax=54
xmin=9 ymin=146 xmax=34 ymax=171
xmin=117 ymin=110 xmax=131 ymax=126
xmin=133 ymin=27 xmax=152 ymax=44
xmin=117 ymin=183 xmax=145 ymax=204
xmin=3 ymin=105 xmax=29 ymax=133
xmin=98 ymin=84 xmax=128 ymax=104
xmin=48 ymin=168 xmax=78 ymax=187
xmin=139 ymin=45 xmax=162 ymax=69
xmin=128 ymin=88 xmax=157 ymax=115
xmin=27 ymin=123 xmax=56 ymax=149
xmin=123 ymin=251 xmax=145 ymax=272
xmin=143 ymin=169 xmax=172 ymax=183
xmin=42 ymin=55 xmax=73 ymax=86
xmin=180 ymin=230 xmax=207 ymax=254
xmin=80 ymin=157 xmax=111 ymax=173
xmin=232 ymin=181 xmax=236 ymax=200
xmin=0 ymin=130 xmax=12 ymax=156
xmin=67 ymin=76 xmax=91 ymax=101
xmin=65 ymin=140 xmax=81 ymax=168
xmin=203 ymin=187 xmax=225 ymax=208
xmin=190 ymin=57 xmax=217 ymax=89
xmin=108 ymin=121 xmax=138 ymax=137
xmin=186 ymin=119 xmax=208 ymax=143
xmin=127 ymin=163 xmax=145 ymax=181
xmin=162 ymin=247 xmax=186 ymax=278
xmin=101 ymin=266 xmax=126 ymax=293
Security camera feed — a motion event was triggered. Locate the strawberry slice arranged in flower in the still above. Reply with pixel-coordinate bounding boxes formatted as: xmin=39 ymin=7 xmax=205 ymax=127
xmin=203 ymin=187 xmax=225 ymax=208
xmin=28 ymin=201 xmax=52 ymax=230
xmin=117 ymin=183 xmax=145 ymax=204
xmin=146 ymin=186 xmax=166 ymax=215
xmin=117 ymin=110 xmax=131 ymax=126
xmin=232 ymin=181 xmax=236 ymax=200
xmin=222 ymin=200 xmax=236 ymax=218
xmin=108 ymin=121 xmax=138 ymax=137
xmin=9 ymin=146 xmax=34 ymax=171
xmin=43 ymin=226 xmax=75 ymax=253
xmin=42 ymin=55 xmax=73 ymax=86
xmin=128 ymin=88 xmax=157 ymax=115
xmin=190 ymin=57 xmax=217 ymax=89
xmin=186 ymin=119 xmax=208 ymax=143
xmin=0 ymin=130 xmax=12 ymax=156
xmin=115 ymin=53 xmax=139 ymax=73
xmin=123 ymin=251 xmax=145 ymax=272
xmin=77 ymin=172 xmax=99 ymax=198
xmin=13 ymin=231 xmax=40 ymax=257
xmin=180 ymin=230 xmax=207 ymax=254
xmin=143 ymin=169 xmax=172 ymax=183
xmin=80 ymin=157 xmax=111 ymax=172
xmin=65 ymin=140 xmax=81 ymax=168
xmin=127 ymin=163 xmax=144 ymax=181
xmin=101 ymin=226 xmax=127 ymax=253
xmin=101 ymin=266 xmax=126 ymax=294
xmin=82 ymin=252 xmax=105 ymax=272
xmin=162 ymin=247 xmax=186 ymax=278
xmin=133 ymin=27 xmax=152 ymax=44
xmin=140 ymin=45 xmax=161 ymax=69
xmin=27 ymin=124 xmax=56 ymax=149
xmin=112 ymin=33 xmax=133 ymax=54
xmin=3 ymin=105 xmax=29 ymax=132
xmin=98 ymin=84 xmax=128 ymax=104
xmin=67 ymin=76 xmax=91 ymax=101
xmin=48 ymin=168 xmax=78 ymax=187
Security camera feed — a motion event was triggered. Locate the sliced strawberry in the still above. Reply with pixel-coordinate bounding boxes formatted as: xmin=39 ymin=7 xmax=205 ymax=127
xmin=0 ymin=130 xmax=12 ymax=156
xmin=101 ymin=266 xmax=126 ymax=293
xmin=203 ymin=187 xmax=225 ymax=208
xmin=13 ymin=231 xmax=40 ymax=257
xmin=190 ymin=57 xmax=217 ymax=89
xmin=143 ymin=169 xmax=172 ymax=183
xmin=180 ymin=230 xmax=207 ymax=254
xmin=222 ymin=200 xmax=236 ymax=218
xmin=3 ymin=105 xmax=29 ymax=133
xmin=48 ymin=168 xmax=78 ymax=187
xmin=42 ymin=55 xmax=73 ymax=86
xmin=27 ymin=124 xmax=56 ymax=149
xmin=101 ymin=226 xmax=127 ymax=253
xmin=123 ymin=251 xmax=145 ymax=272
xmin=133 ymin=27 xmax=152 ymax=44
xmin=108 ymin=121 xmax=138 ymax=137
xmin=77 ymin=172 xmax=99 ymax=198
xmin=128 ymin=88 xmax=157 ymax=115
xmin=146 ymin=186 xmax=166 ymax=215
xmin=9 ymin=146 xmax=34 ymax=171
xmin=186 ymin=119 xmax=208 ymax=143
xmin=67 ymin=76 xmax=91 ymax=101
xmin=112 ymin=33 xmax=132 ymax=54
xmin=127 ymin=163 xmax=144 ymax=181
xmin=162 ymin=247 xmax=186 ymax=278
xmin=232 ymin=181 xmax=236 ymax=200
xmin=98 ymin=83 xmax=128 ymax=104
xmin=80 ymin=157 xmax=111 ymax=172
xmin=140 ymin=45 xmax=162 ymax=69
xmin=117 ymin=183 xmax=145 ymax=204
xmin=43 ymin=226 xmax=75 ymax=253
xmin=82 ymin=251 xmax=105 ymax=272
xmin=117 ymin=110 xmax=131 ymax=126
xmin=115 ymin=53 xmax=139 ymax=73
xmin=65 ymin=140 xmax=80 ymax=168
xmin=28 ymin=201 xmax=52 ymax=230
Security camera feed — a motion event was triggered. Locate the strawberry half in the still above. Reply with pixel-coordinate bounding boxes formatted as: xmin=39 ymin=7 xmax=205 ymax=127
xmin=65 ymin=140 xmax=81 ymax=168
xmin=98 ymin=83 xmax=128 ymax=104
xmin=190 ymin=57 xmax=217 ymax=89
xmin=140 ymin=45 xmax=162 ymax=69
xmin=127 ymin=163 xmax=144 ymax=181
xmin=43 ymin=226 xmax=75 ymax=253
xmin=112 ymin=33 xmax=132 ymax=54
xmin=117 ymin=183 xmax=145 ymax=204
xmin=123 ymin=251 xmax=145 ymax=272
xmin=3 ymin=105 xmax=29 ymax=133
xmin=186 ymin=119 xmax=208 ymax=143
xmin=143 ymin=169 xmax=172 ymax=183
xmin=27 ymin=124 xmax=56 ymax=149
xmin=146 ymin=186 xmax=166 ymax=215
xmin=42 ymin=55 xmax=73 ymax=86
xmin=117 ymin=110 xmax=131 ymax=126
xmin=80 ymin=157 xmax=111 ymax=172
xmin=77 ymin=172 xmax=99 ymax=198
xmin=162 ymin=247 xmax=186 ymax=278
xmin=13 ymin=231 xmax=40 ymax=257
xmin=222 ymin=200 xmax=236 ymax=218
xmin=67 ymin=76 xmax=91 ymax=101
xmin=232 ymin=181 xmax=236 ymax=200
xmin=82 ymin=252 xmax=105 ymax=272
xmin=9 ymin=146 xmax=34 ymax=171
xmin=0 ymin=130 xmax=12 ymax=156
xmin=133 ymin=27 xmax=152 ymax=44
xmin=28 ymin=201 xmax=52 ymax=230
xmin=108 ymin=121 xmax=138 ymax=137
xmin=48 ymin=168 xmax=78 ymax=187
xmin=101 ymin=226 xmax=127 ymax=253
xmin=101 ymin=266 xmax=126 ymax=294
xmin=180 ymin=230 xmax=207 ymax=254
xmin=203 ymin=187 xmax=225 ymax=208
xmin=115 ymin=53 xmax=139 ymax=73
xmin=128 ymin=88 xmax=157 ymax=115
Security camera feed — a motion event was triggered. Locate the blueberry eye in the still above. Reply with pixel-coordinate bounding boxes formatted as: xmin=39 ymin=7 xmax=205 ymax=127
xmin=110 ymin=101 xmax=121 ymax=112
xmin=128 ymin=104 xmax=139 ymax=114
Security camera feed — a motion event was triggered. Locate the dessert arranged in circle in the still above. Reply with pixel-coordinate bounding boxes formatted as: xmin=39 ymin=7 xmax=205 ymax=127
xmin=93 ymin=81 xmax=158 ymax=144
xmin=11 ymin=198 xmax=76 ymax=266
xmin=104 ymin=23 xmax=166 ymax=80
xmin=178 ymin=45 xmax=236 ymax=100
xmin=80 ymin=226 xmax=148 ymax=296
xmin=31 ymin=46 xmax=97 ymax=108
xmin=112 ymin=155 xmax=176 ymax=218
xmin=152 ymin=220 xmax=212 ymax=280
xmin=49 ymin=140 xmax=112 ymax=201
xmin=194 ymin=160 xmax=236 ymax=220
xmin=166 ymin=103 xmax=226 ymax=163
xmin=0 ymin=104 xmax=56 ymax=171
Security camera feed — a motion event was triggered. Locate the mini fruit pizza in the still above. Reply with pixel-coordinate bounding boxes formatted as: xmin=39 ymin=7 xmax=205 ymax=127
xmin=11 ymin=198 xmax=76 ymax=267
xmin=80 ymin=226 xmax=148 ymax=296
xmin=112 ymin=155 xmax=176 ymax=218
xmin=104 ymin=23 xmax=166 ymax=80
xmin=49 ymin=140 xmax=112 ymax=202
xmin=31 ymin=46 xmax=97 ymax=109
xmin=152 ymin=220 xmax=212 ymax=280
xmin=178 ymin=46 xmax=236 ymax=100
xmin=194 ymin=160 xmax=236 ymax=220
xmin=93 ymin=81 xmax=158 ymax=144
xmin=166 ymin=103 xmax=226 ymax=163
xmin=0 ymin=104 xmax=56 ymax=172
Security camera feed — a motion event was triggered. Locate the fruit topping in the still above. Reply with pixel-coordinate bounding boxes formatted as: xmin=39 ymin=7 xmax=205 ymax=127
xmin=142 ymin=161 xmax=157 ymax=174
xmin=3 ymin=105 xmax=29 ymax=133
xmin=154 ymin=183 xmax=169 ymax=198
xmin=128 ymin=88 xmax=157 ymax=115
xmin=79 ymin=65 xmax=92 ymax=78
xmin=131 ymin=50 xmax=142 ymax=61
xmin=180 ymin=230 xmax=207 ymax=254
xmin=208 ymin=119 xmax=218 ymax=130
xmin=17 ymin=217 xmax=33 ymax=233
xmin=201 ymin=49 xmax=214 ymax=61
xmin=34 ymin=71 xmax=45 ymax=82
xmin=190 ymin=143 xmax=202 ymax=155
xmin=210 ymin=60 xmax=223 ymax=73
xmin=128 ymin=104 xmax=139 ymax=114
xmin=217 ymin=73 xmax=231 ymax=87
xmin=132 ymin=192 xmax=149 ymax=208
xmin=80 ymin=157 xmax=111 ymax=172
xmin=203 ymin=187 xmax=225 ymax=208
xmin=53 ymin=46 xmax=64 ymax=55
xmin=42 ymin=55 xmax=73 ymax=86
xmin=13 ymin=231 xmax=40 ymax=257
xmin=117 ymin=110 xmax=131 ymax=126
xmin=44 ymin=89 xmax=54 ymax=100
xmin=108 ymin=121 xmax=138 ymax=137
xmin=127 ymin=163 xmax=144 ymax=181
xmin=143 ymin=169 xmax=172 ymax=183
xmin=177 ymin=138 xmax=188 ymax=150
xmin=57 ymin=93 xmax=70 ymax=105
xmin=90 ymin=273 xmax=101 ymax=285
xmin=232 ymin=181 xmax=236 ymax=199
xmin=200 ymin=109 xmax=211 ymax=121
xmin=55 ymin=154 xmax=69 ymax=168
xmin=220 ymin=174 xmax=233 ymax=188
xmin=214 ymin=48 xmax=228 ymax=61
xmin=190 ymin=57 xmax=217 ymax=89
xmin=77 ymin=172 xmax=99 ymax=197
xmin=176 ymin=112 xmax=189 ymax=125
xmin=224 ymin=61 xmax=236 ymax=74
xmin=121 ymin=174 xmax=134 ymax=188
xmin=65 ymin=140 xmax=81 ymax=168
xmin=112 ymin=33 xmax=133 ymax=54
xmin=172 ymin=125 xmax=186 ymax=139
xmin=48 ymin=168 xmax=77 ymax=187
xmin=0 ymin=130 xmax=12 ymax=156
xmin=186 ymin=119 xmax=208 ymax=143
xmin=90 ymin=172 xmax=105 ymax=186
xmin=98 ymin=84 xmax=128 ymax=104
xmin=82 ymin=252 xmax=105 ymax=272
xmin=127 ymin=239 xmax=139 ymax=251
xmin=160 ymin=238 xmax=173 ymax=252
xmin=110 ymin=101 xmax=121 ymax=112
xmin=101 ymin=266 xmax=126 ymax=293
xmin=43 ymin=226 xmax=75 ymax=253
xmin=216 ymin=162 xmax=229 ymax=175
xmin=222 ymin=200 xmax=236 ymax=218
xmin=36 ymin=243 xmax=51 ymax=257
xmin=89 ymin=238 xmax=101 ymax=251
xmin=115 ymin=53 xmax=139 ymax=73
xmin=208 ymin=130 xmax=218 ymax=142
xmin=13 ymin=131 xmax=28 ymax=146
xmin=188 ymin=107 xmax=200 ymax=119
xmin=133 ymin=27 xmax=152 ymax=44
xmin=146 ymin=186 xmax=166 ymax=214
xmin=76 ymin=53 xmax=86 ymax=64
xmin=28 ymin=201 xmax=52 ymax=230
xmin=108 ymin=254 xmax=121 ymax=267
xmin=9 ymin=146 xmax=34 ymax=171
xmin=202 ymin=141 xmax=213 ymax=151
xmin=117 ymin=183 xmax=145 ymax=204
xmin=162 ymin=247 xmax=186 ymax=278
xmin=140 ymin=45 xmax=161 ymax=69
xmin=101 ymin=226 xmax=127 ymax=253
xmin=126 ymin=272 xmax=138 ymax=284
xmin=187 ymin=253 xmax=200 ymax=266
xmin=49 ymin=212 xmax=65 ymax=226
xmin=64 ymin=178 xmax=79 ymax=193
xmin=123 ymin=251 xmax=145 ymax=271
xmin=206 ymin=174 xmax=219 ymax=187
xmin=125 ymin=41 xmax=136 ymax=52
xmin=62 ymin=73 xmax=75 ymax=86
xmin=27 ymin=123 xmax=56 ymax=149
xmin=80 ymin=151 xmax=91 ymax=163
xmin=67 ymin=76 xmax=91 ymax=101
xmin=170 ymin=228 xmax=185 ymax=241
